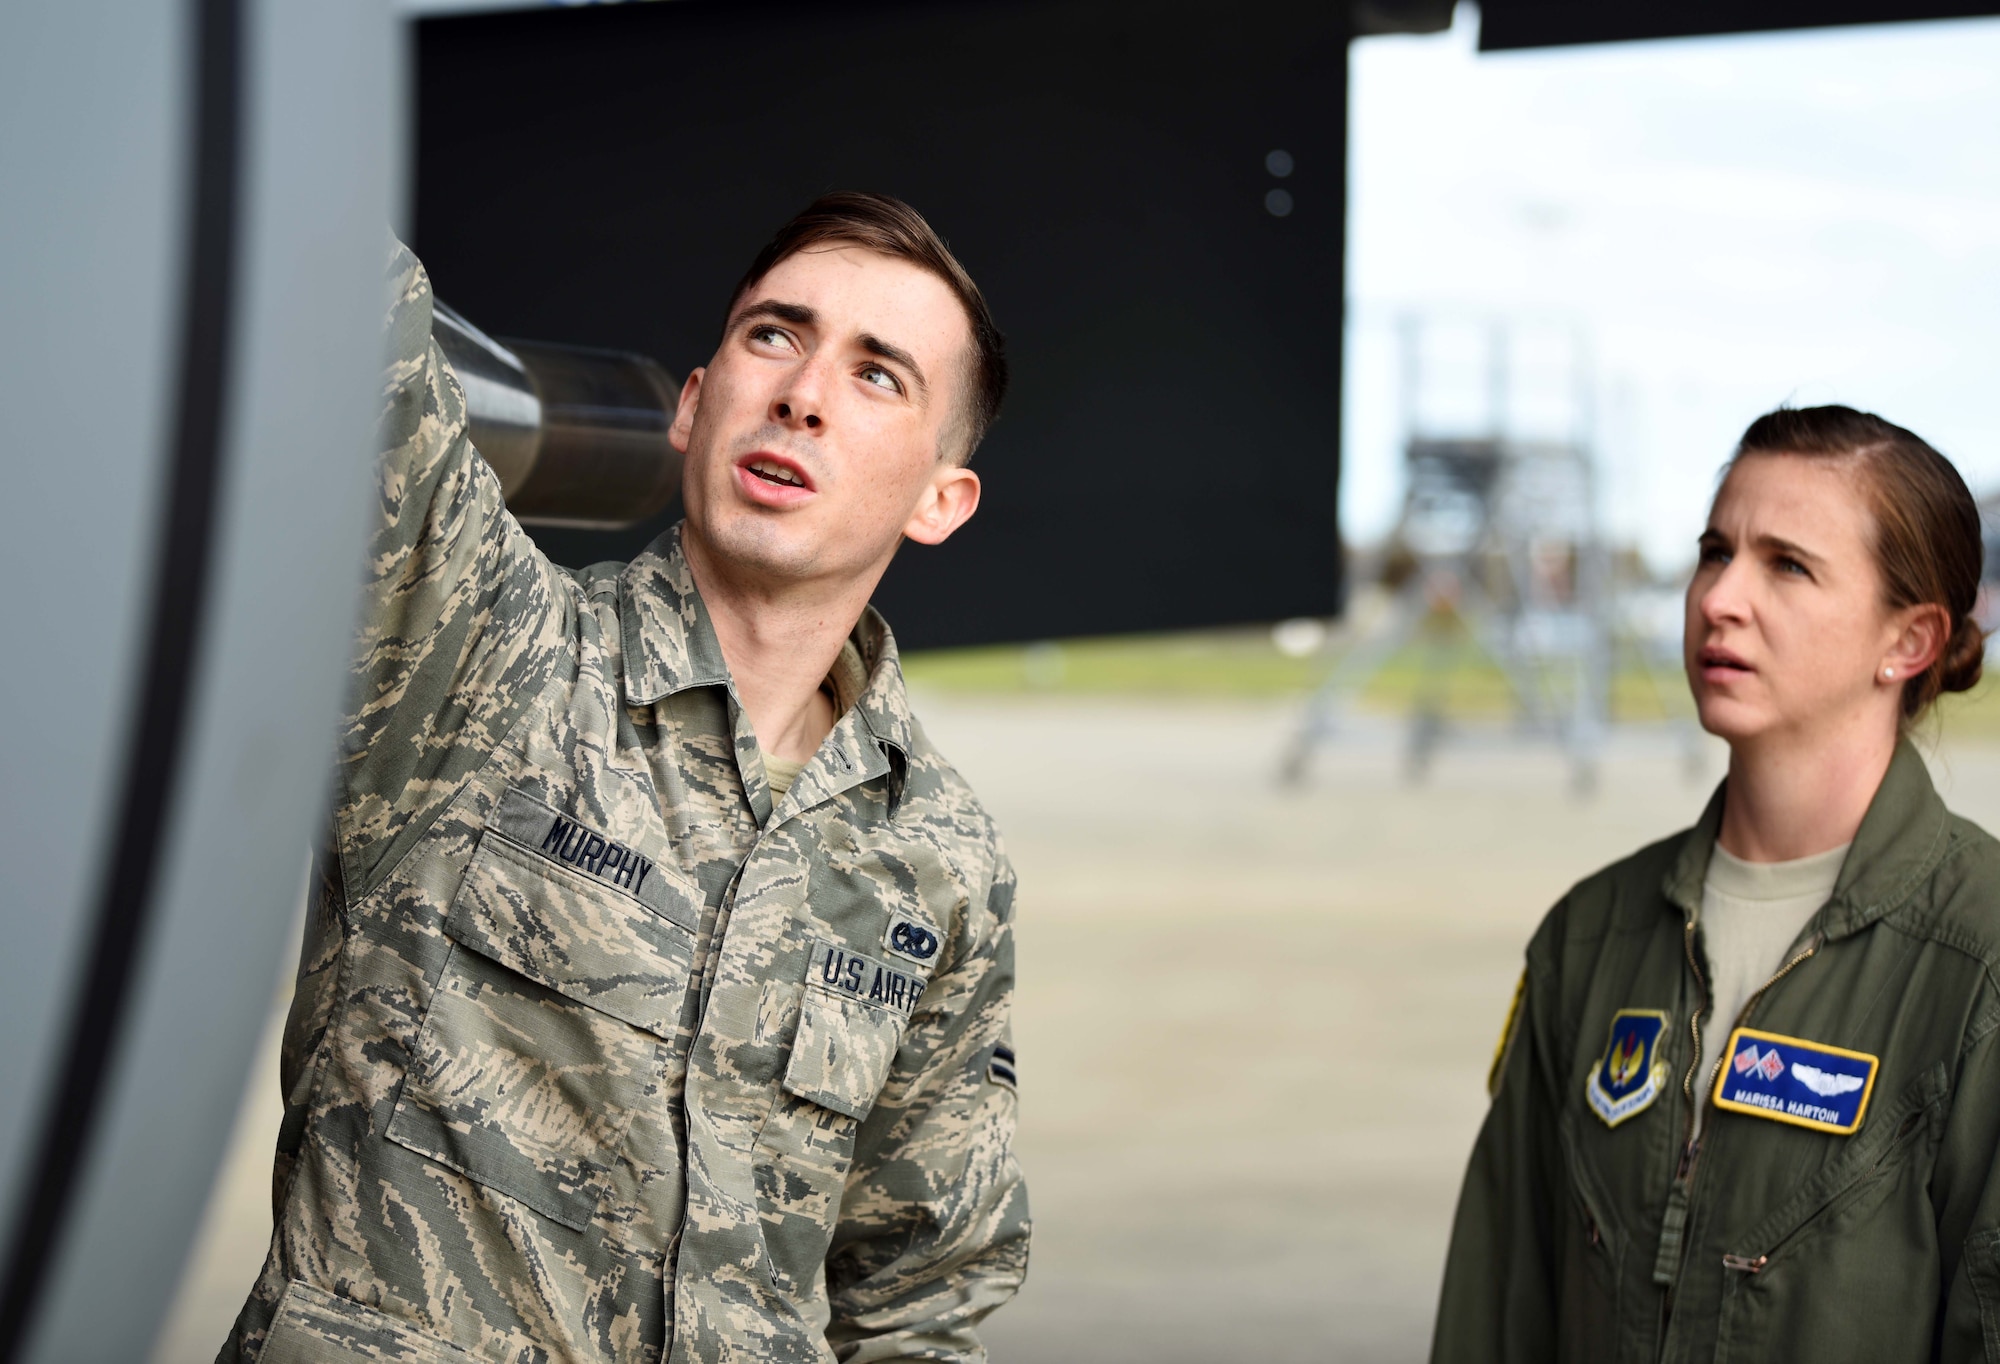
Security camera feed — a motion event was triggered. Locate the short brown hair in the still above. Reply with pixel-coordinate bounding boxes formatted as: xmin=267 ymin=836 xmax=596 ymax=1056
xmin=726 ymin=191 xmax=1007 ymax=464
xmin=1732 ymin=405 xmax=1986 ymax=719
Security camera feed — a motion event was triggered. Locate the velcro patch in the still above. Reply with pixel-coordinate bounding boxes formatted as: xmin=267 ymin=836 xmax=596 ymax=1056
xmin=1712 ymin=1027 xmax=1878 ymax=1135
xmin=1586 ymin=1008 xmax=1670 ymax=1129
xmin=987 ymin=1044 xmax=1017 ymax=1090
xmin=808 ymin=939 xmax=927 ymax=1017
xmin=882 ymin=913 xmax=943 ymax=966
xmin=1488 ymin=970 xmax=1526 ymax=1098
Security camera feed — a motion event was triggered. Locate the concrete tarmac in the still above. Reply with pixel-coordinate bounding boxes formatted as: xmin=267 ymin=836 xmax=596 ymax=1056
xmin=151 ymin=698 xmax=2000 ymax=1363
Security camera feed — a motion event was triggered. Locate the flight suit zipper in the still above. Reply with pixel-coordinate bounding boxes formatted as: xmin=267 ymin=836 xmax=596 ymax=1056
xmin=1651 ymin=918 xmax=1711 ymax=1306
xmin=1654 ymin=927 xmax=1822 ymax=1343
xmin=1697 ymin=935 xmax=1821 ymax=1105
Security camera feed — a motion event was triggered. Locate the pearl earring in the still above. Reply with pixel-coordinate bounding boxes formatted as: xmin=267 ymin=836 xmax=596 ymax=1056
xmin=1884 ymin=668 xmax=1896 ymax=680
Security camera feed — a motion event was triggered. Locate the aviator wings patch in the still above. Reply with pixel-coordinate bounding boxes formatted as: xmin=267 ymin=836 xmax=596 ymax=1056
xmin=1793 ymin=1063 xmax=1866 ymax=1098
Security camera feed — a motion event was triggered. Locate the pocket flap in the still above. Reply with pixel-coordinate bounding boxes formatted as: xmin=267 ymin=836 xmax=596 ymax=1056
xmin=259 ymin=1281 xmax=469 ymax=1364
xmin=446 ymin=823 xmax=695 ymax=1039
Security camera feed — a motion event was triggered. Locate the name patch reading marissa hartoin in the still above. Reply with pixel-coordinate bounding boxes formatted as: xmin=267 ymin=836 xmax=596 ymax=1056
xmin=1711 ymin=1026 xmax=1879 ymax=1135
xmin=809 ymin=940 xmax=927 ymax=1016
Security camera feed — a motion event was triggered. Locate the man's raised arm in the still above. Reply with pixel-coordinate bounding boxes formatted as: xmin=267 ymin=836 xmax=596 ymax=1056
xmin=336 ymin=240 xmax=568 ymax=901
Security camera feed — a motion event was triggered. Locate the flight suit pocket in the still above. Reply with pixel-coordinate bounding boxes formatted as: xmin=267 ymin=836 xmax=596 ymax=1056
xmin=1966 ymin=1227 xmax=2000 ymax=1362
xmin=1712 ymin=1064 xmax=1948 ymax=1364
xmin=781 ymin=939 xmax=924 ymax=1120
xmin=385 ymin=826 xmax=696 ymax=1230
xmin=259 ymin=1280 xmax=469 ymax=1363
xmin=1555 ymin=1110 xmax=1623 ymax=1362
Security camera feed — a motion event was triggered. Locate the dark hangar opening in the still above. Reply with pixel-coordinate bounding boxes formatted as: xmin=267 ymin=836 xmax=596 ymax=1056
xmin=414 ymin=0 xmax=1350 ymax=651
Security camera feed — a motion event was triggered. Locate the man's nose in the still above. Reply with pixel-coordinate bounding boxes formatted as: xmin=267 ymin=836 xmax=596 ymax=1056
xmin=772 ymin=360 xmax=826 ymax=432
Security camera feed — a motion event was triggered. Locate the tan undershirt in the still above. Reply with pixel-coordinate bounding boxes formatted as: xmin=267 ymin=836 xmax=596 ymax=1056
xmin=758 ymin=640 xmax=869 ymax=803
xmin=764 ymin=755 xmax=805 ymax=800
xmin=1693 ymin=841 xmax=1848 ymax=1132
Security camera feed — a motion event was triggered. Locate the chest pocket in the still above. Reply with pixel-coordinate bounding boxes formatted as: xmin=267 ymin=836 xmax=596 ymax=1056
xmin=782 ymin=939 xmax=927 ymax=1120
xmin=386 ymin=813 xmax=698 ymax=1231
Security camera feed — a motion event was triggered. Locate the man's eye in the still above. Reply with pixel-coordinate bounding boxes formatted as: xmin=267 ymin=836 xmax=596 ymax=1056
xmin=1699 ymin=544 xmax=1730 ymax=565
xmin=1776 ymin=556 xmax=1809 ymax=577
xmin=860 ymin=364 xmax=902 ymax=393
xmin=749 ymin=325 xmax=794 ymax=350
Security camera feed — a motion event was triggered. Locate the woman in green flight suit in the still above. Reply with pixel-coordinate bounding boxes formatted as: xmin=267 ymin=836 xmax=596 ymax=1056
xmin=1432 ymin=406 xmax=2000 ymax=1363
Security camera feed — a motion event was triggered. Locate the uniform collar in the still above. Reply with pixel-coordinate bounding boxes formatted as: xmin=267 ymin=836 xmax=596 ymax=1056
xmin=619 ymin=524 xmax=732 ymax=702
xmin=1663 ymin=738 xmax=1949 ymax=941
xmin=618 ymin=522 xmax=917 ymax=763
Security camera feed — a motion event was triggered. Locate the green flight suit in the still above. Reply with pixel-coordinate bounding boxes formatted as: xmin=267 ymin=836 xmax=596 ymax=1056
xmin=1434 ymin=740 xmax=2000 ymax=1363
xmin=220 ymin=243 xmax=1028 ymax=1363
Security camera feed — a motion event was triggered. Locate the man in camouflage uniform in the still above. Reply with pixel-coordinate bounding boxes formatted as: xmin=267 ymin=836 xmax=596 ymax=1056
xmin=222 ymin=192 xmax=1028 ymax=1363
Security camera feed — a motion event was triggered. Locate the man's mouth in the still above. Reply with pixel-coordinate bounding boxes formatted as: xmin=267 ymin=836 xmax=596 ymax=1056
xmin=742 ymin=455 xmax=810 ymax=489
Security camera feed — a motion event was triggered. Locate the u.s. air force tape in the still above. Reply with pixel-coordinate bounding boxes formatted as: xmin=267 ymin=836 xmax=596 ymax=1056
xmin=808 ymin=939 xmax=927 ymax=1016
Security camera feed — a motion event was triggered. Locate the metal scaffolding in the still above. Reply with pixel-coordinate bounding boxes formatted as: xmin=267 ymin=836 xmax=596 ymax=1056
xmin=1283 ymin=315 xmax=1646 ymax=792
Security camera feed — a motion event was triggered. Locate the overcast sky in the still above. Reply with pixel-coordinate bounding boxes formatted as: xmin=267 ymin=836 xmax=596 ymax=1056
xmin=1344 ymin=7 xmax=2000 ymax=570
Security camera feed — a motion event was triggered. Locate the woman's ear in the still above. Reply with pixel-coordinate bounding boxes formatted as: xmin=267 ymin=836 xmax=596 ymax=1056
xmin=1881 ymin=602 xmax=1950 ymax=683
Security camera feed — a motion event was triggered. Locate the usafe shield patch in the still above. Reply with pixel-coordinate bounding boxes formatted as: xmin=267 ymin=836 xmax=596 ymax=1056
xmin=808 ymin=939 xmax=928 ymax=1016
xmin=882 ymin=913 xmax=943 ymax=966
xmin=1712 ymin=1026 xmax=1879 ymax=1135
xmin=1586 ymin=1009 xmax=1671 ymax=1128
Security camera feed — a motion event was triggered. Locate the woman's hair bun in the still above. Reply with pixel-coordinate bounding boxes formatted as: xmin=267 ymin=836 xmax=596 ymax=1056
xmin=1940 ymin=615 xmax=1987 ymax=696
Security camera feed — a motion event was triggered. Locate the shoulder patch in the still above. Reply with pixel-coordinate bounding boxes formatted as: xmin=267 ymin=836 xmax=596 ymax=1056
xmin=986 ymin=1043 xmax=1017 ymax=1090
xmin=1712 ymin=1027 xmax=1878 ymax=1135
xmin=1488 ymin=970 xmax=1527 ymax=1098
xmin=882 ymin=913 xmax=943 ymax=966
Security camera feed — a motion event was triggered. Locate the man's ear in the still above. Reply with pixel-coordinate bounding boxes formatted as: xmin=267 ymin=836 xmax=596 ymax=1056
xmin=903 ymin=465 xmax=981 ymax=546
xmin=668 ymin=367 xmax=705 ymax=454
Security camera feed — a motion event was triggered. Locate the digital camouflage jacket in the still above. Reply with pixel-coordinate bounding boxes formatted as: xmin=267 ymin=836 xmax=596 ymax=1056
xmin=221 ymin=244 xmax=1029 ymax=1364
xmin=1433 ymin=741 xmax=2000 ymax=1363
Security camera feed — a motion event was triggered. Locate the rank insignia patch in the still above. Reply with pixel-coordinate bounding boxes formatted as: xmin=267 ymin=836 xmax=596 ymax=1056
xmin=1586 ymin=1009 xmax=1671 ymax=1128
xmin=1711 ymin=1027 xmax=1878 ymax=1135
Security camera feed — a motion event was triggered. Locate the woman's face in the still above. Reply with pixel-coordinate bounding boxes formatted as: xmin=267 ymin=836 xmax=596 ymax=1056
xmin=1684 ymin=453 xmax=1919 ymax=747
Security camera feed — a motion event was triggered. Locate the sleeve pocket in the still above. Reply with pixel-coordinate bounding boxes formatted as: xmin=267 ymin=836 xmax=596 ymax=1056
xmin=783 ymin=989 xmax=906 ymax=1121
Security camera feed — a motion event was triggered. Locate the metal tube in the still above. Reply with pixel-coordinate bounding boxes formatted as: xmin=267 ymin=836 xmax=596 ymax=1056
xmin=433 ymin=300 xmax=683 ymax=530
